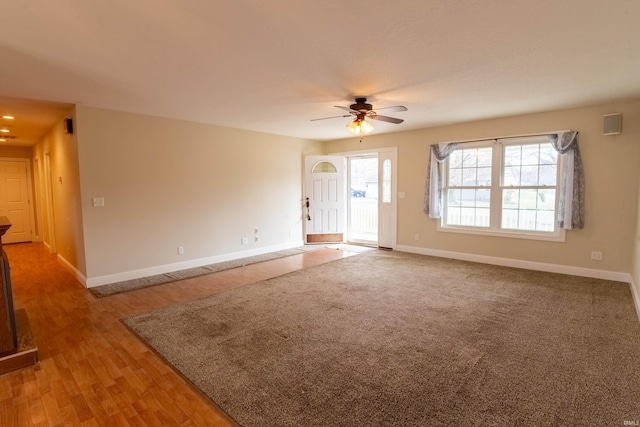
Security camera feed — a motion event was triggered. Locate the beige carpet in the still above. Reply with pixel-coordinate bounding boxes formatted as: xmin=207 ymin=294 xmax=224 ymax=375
xmin=124 ymin=250 xmax=640 ymax=426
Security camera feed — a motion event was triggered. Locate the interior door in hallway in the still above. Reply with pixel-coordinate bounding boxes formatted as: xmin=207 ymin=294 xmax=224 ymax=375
xmin=0 ymin=160 xmax=33 ymax=244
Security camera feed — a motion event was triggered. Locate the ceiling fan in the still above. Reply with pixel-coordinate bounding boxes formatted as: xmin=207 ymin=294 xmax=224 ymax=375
xmin=311 ymin=97 xmax=407 ymax=135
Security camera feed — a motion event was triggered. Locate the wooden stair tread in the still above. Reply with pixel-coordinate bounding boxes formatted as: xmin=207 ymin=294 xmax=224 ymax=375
xmin=0 ymin=308 xmax=38 ymax=375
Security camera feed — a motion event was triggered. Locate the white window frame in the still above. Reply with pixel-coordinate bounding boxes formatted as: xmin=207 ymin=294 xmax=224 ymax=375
xmin=437 ymin=136 xmax=566 ymax=242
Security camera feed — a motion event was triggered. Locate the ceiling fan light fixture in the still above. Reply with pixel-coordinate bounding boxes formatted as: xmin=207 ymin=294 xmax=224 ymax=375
xmin=347 ymin=118 xmax=374 ymax=135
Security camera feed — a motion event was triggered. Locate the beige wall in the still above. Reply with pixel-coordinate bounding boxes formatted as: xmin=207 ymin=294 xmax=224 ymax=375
xmin=327 ymin=99 xmax=640 ymax=275
xmin=75 ymin=106 xmax=323 ymax=281
xmin=32 ymin=108 xmax=87 ymax=276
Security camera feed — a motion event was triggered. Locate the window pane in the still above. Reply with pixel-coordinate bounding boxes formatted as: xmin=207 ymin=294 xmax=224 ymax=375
xmin=382 ymin=159 xmax=391 ymax=203
xmin=448 ymin=189 xmax=461 ymax=206
xmin=461 ymin=208 xmax=476 ymax=226
xmin=518 ymin=210 xmax=537 ymax=230
xmin=540 ymin=144 xmax=557 ymax=164
xmin=449 ymin=150 xmax=463 ymax=168
xmin=447 ymin=207 xmax=461 ymax=225
xmin=502 ymin=189 xmax=519 ymax=210
xmin=539 ymin=165 xmax=557 ymax=186
xmin=537 ymin=210 xmax=555 ymax=231
xmin=502 ymin=209 xmax=519 ymax=229
xmin=462 ymin=149 xmax=478 ymax=167
xmin=477 ymin=189 xmax=491 ymax=207
xmin=503 ymin=166 xmax=521 ymax=186
xmin=445 ymin=146 xmax=493 ymax=229
xmin=460 ymin=189 xmax=476 ymax=207
xmin=477 ymin=147 xmax=492 ymax=167
xmin=537 ymin=189 xmax=556 ymax=211
xmin=500 ymin=188 xmax=556 ymax=232
xmin=521 ymin=144 xmax=540 ymax=165
xmin=504 ymin=146 xmax=521 ymax=166
xmin=445 ymin=188 xmax=491 ymax=228
xmin=521 ymin=165 xmax=539 ymax=186
xmin=448 ymin=168 xmax=462 ymax=186
xmin=476 ymin=208 xmax=490 ymax=227
xmin=312 ymin=161 xmax=337 ymax=173
xmin=477 ymin=167 xmax=491 ymax=186
xmin=462 ymin=168 xmax=477 ymax=186
xmin=518 ymin=189 xmax=538 ymax=210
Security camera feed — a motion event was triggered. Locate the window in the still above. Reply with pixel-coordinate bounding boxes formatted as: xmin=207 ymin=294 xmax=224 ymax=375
xmin=440 ymin=136 xmax=564 ymax=241
xmin=382 ymin=159 xmax=391 ymax=203
xmin=312 ymin=161 xmax=337 ymax=173
xmin=445 ymin=146 xmax=492 ymax=227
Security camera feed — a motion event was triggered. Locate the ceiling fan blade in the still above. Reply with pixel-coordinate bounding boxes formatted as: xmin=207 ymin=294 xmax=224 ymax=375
xmin=334 ymin=105 xmax=357 ymax=113
xmin=375 ymin=105 xmax=407 ymax=113
xmin=369 ymin=114 xmax=404 ymax=124
xmin=310 ymin=114 xmax=352 ymax=121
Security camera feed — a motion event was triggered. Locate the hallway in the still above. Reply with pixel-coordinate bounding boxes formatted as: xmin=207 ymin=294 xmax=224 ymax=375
xmin=0 ymin=243 xmax=353 ymax=426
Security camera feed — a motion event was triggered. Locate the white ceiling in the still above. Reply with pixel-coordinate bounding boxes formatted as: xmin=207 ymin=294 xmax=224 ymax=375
xmin=1 ymin=0 xmax=639 ymax=145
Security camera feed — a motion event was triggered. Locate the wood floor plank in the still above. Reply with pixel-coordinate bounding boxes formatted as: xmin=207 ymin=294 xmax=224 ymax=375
xmin=40 ymin=391 xmax=64 ymax=426
xmin=58 ymin=403 xmax=81 ymax=426
xmin=0 ymin=242 xmax=356 ymax=426
xmin=69 ymin=392 xmax=94 ymax=423
xmin=28 ymin=396 xmax=48 ymax=425
xmin=13 ymin=401 xmax=31 ymax=426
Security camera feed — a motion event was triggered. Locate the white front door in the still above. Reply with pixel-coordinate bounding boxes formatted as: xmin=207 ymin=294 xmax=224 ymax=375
xmin=304 ymin=156 xmax=345 ymax=243
xmin=0 ymin=159 xmax=33 ymax=244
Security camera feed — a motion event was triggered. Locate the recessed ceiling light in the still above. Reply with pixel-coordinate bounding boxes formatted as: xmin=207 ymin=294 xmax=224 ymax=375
xmin=0 ymin=129 xmax=9 ymax=133
xmin=2 ymin=116 xmax=14 ymax=120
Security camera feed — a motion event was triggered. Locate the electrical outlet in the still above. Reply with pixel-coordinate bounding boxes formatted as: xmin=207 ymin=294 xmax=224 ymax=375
xmin=255 ymin=227 xmax=259 ymax=234
xmin=414 ymin=234 xmax=420 ymax=241
xmin=255 ymin=235 xmax=260 ymax=242
xmin=177 ymin=246 xmax=184 ymax=255
xmin=591 ymin=251 xmax=603 ymax=261
xmin=92 ymin=197 xmax=105 ymax=207
xmin=241 ymin=237 xmax=249 ymax=245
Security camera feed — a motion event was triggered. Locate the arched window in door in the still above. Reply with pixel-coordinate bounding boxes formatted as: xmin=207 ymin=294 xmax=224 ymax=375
xmin=312 ymin=161 xmax=337 ymax=173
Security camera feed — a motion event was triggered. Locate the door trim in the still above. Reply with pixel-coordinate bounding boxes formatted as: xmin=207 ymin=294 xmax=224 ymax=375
xmin=44 ymin=153 xmax=57 ymax=253
xmin=329 ymin=147 xmax=398 ymax=249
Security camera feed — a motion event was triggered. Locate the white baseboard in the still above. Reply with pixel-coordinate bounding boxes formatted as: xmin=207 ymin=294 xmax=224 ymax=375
xmin=57 ymin=254 xmax=87 ymax=287
xmin=395 ymin=245 xmax=631 ymax=283
xmin=85 ymin=240 xmax=305 ymax=288
xmin=629 ymin=278 xmax=640 ymax=322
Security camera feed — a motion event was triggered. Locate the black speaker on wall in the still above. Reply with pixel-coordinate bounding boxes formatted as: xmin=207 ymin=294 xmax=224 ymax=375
xmin=64 ymin=117 xmax=73 ymax=134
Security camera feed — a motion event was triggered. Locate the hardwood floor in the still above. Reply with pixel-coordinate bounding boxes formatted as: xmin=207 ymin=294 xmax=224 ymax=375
xmin=0 ymin=243 xmax=355 ymax=426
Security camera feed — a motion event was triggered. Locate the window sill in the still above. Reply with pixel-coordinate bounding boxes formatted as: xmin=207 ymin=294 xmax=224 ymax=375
xmin=436 ymin=224 xmax=566 ymax=243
